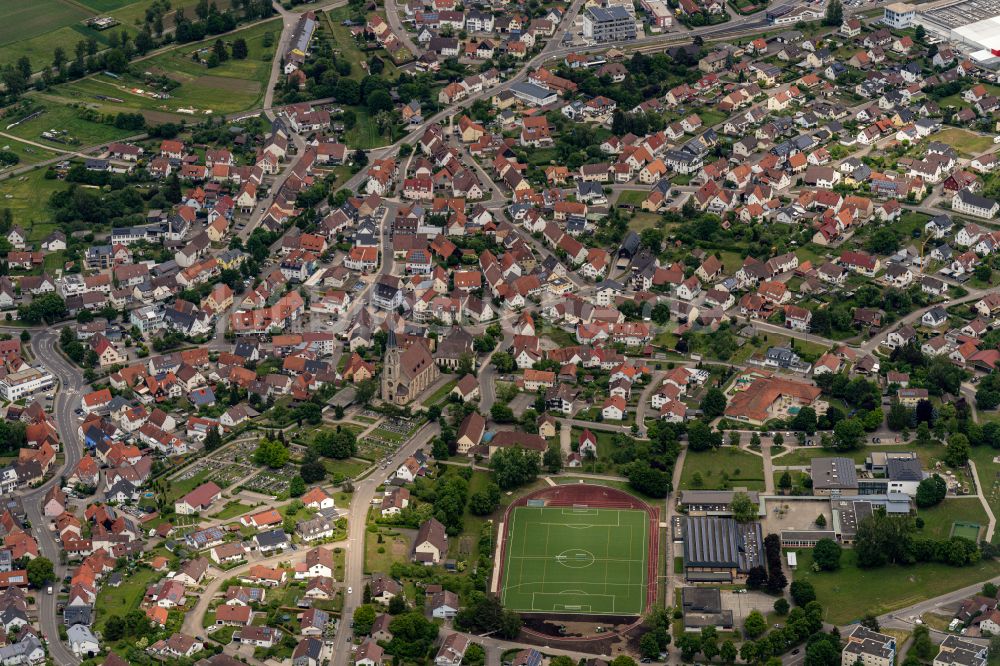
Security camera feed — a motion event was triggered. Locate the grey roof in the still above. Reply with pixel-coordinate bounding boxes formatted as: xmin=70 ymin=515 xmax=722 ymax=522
xmin=843 ymin=626 xmax=895 ymax=660
xmin=587 ymin=4 xmax=631 ymax=20
xmin=937 ymin=636 xmax=987 ymax=666
xmin=887 ymin=457 xmax=923 ymax=481
xmin=290 ymin=14 xmax=317 ymax=55
xmin=682 ymin=516 xmax=764 ymax=572
xmin=63 ymin=604 xmax=93 ymax=626
xmin=619 ymin=231 xmax=640 ymax=257
xmin=956 ymin=188 xmax=998 ymax=210
xmin=67 ymin=623 xmax=99 ymax=647
xmin=811 ymin=457 xmax=858 ymax=490
xmin=510 ymin=81 xmax=556 ymax=101
xmin=256 ymin=529 xmax=289 ymax=548
xmin=681 ymin=586 xmax=723 ymax=613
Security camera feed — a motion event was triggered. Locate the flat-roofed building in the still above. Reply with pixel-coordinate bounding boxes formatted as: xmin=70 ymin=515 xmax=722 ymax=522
xmin=679 ymin=490 xmax=760 ymax=517
xmin=0 ymin=366 xmax=55 ymax=401
xmin=582 ymin=5 xmax=637 ymax=42
xmin=681 ymin=587 xmax=733 ymax=632
xmin=882 ymin=2 xmax=914 ymax=28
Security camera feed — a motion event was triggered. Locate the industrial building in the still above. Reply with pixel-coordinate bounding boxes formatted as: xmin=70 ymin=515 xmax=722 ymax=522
xmin=914 ymin=0 xmax=1000 ymax=67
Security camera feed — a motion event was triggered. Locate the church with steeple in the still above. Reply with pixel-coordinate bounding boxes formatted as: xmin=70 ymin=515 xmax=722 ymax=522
xmin=381 ymin=328 xmax=440 ymax=406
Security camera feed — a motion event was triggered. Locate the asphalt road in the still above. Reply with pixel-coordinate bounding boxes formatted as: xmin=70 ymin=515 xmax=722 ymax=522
xmin=330 ymin=419 xmax=441 ymax=666
xmin=20 ymin=328 xmax=86 ymax=666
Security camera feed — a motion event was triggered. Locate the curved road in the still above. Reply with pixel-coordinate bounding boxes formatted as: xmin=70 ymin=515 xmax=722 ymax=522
xmin=20 ymin=328 xmax=86 ymax=666
xmin=330 ymin=419 xmax=440 ymax=666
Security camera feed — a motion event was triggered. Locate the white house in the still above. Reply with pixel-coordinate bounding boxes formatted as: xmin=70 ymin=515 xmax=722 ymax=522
xmin=68 ymin=625 xmax=100 ymax=658
xmin=953 ymin=189 xmax=999 ymax=219
xmin=601 ymin=396 xmax=626 ymax=420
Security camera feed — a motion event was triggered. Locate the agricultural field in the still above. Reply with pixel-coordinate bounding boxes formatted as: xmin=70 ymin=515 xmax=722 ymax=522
xmin=45 ymin=19 xmax=280 ymax=117
xmin=500 ymin=506 xmax=649 ymax=615
xmin=0 ymin=0 xmax=233 ymax=75
xmin=0 ymin=0 xmax=103 ymax=72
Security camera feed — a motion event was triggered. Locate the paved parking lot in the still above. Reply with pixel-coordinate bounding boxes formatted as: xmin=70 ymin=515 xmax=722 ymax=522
xmin=721 ymin=590 xmax=779 ymax=624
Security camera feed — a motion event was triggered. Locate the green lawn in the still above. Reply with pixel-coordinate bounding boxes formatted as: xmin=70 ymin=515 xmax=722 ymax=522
xmin=970 ymin=446 xmax=1000 ymax=542
xmin=344 ymin=107 xmax=393 ymax=150
xmin=164 ymin=468 xmax=213 ymax=504
xmin=917 ymin=497 xmax=989 ymax=539
xmin=617 ymin=190 xmax=648 ymax=206
xmin=679 ymin=447 xmax=766 ymax=491
xmin=792 ymin=548 xmax=1000 ymax=624
xmin=95 ymin=566 xmax=162 ymax=630
xmin=568 ymin=426 xmax=625 ymax=474
xmin=717 ymin=250 xmax=746 ymax=274
xmin=933 ymin=128 xmax=994 ymax=157
xmin=426 ymin=379 xmax=458 ymax=406
xmin=371 ymin=427 xmax=407 ymax=443
xmin=629 ymin=212 xmax=661 ymax=232
xmin=365 ymin=527 xmax=411 ymax=575
xmin=435 ymin=466 xmax=500 ymax=560
xmin=279 ymin=502 xmax=316 ymax=522
xmin=211 ymin=501 xmax=254 ymax=521
xmin=699 ymin=109 xmax=727 ymax=127
xmin=500 ymin=506 xmax=648 ymax=615
xmin=0 ymin=137 xmax=60 ymax=168
xmin=0 ymin=168 xmax=75 ymax=232
xmin=916 ymin=499 xmax=988 ymax=541
xmin=540 ymin=323 xmax=576 ymax=348
xmin=772 ymin=469 xmax=809 ymax=493
xmin=733 ymin=332 xmax=829 ymax=365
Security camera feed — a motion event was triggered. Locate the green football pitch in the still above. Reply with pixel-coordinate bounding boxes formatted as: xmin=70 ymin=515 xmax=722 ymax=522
xmin=500 ymin=506 xmax=649 ymax=615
